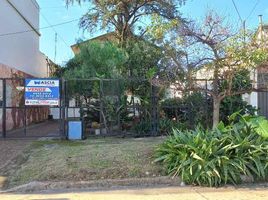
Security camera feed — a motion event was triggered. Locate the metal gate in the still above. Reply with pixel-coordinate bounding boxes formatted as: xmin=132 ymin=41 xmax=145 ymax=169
xmin=0 ymin=78 xmax=65 ymax=138
xmin=258 ymin=73 xmax=268 ymax=119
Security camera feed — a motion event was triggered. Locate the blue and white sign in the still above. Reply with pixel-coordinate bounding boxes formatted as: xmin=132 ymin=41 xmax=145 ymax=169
xmin=25 ymin=79 xmax=60 ymax=106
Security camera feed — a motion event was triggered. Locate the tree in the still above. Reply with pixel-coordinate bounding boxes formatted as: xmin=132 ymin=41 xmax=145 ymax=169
xmin=63 ymin=41 xmax=127 ymax=102
xmin=123 ymin=39 xmax=162 ymax=77
xmin=63 ymin=41 xmax=128 ymax=130
xmin=64 ymin=41 xmax=127 ymax=79
xmin=65 ymin=0 xmax=186 ymax=44
xmin=155 ymin=12 xmax=268 ymax=128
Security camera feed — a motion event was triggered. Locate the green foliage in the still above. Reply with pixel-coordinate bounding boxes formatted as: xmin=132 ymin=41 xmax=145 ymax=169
xmin=132 ymin=120 xmax=152 ymax=135
xmin=124 ymin=39 xmax=162 ymax=78
xmin=159 ymin=118 xmax=186 ymax=134
xmin=161 ymin=78 xmax=256 ymax=129
xmin=64 ymin=41 xmax=127 ymax=79
xmin=65 ymin=0 xmax=185 ymax=43
xmin=63 ymin=41 xmax=127 ymax=109
xmin=155 ymin=118 xmax=268 ymax=186
xmin=225 ymin=112 xmax=268 ymax=138
xmin=219 ymin=70 xmax=252 ymax=92
xmin=148 ymin=14 xmax=180 ymax=40
xmin=220 ymin=96 xmax=257 ymax=124
xmin=161 ymin=92 xmax=212 ymax=129
xmin=132 ymin=118 xmax=185 ymax=136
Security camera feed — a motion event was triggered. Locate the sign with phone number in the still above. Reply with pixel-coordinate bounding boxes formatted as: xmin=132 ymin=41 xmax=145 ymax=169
xmin=25 ymin=79 xmax=60 ymax=106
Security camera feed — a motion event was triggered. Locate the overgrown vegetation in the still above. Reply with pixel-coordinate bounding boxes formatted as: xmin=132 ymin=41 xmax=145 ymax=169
xmin=155 ymin=113 xmax=268 ymax=187
xmin=160 ymin=91 xmax=255 ymax=130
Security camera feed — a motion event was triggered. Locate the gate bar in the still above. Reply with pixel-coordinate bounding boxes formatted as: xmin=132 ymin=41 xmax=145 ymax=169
xmin=2 ymin=79 xmax=6 ymax=138
xmin=23 ymin=79 xmax=27 ymax=136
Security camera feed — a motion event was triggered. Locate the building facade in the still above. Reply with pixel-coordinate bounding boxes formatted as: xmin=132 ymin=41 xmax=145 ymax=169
xmin=0 ymin=0 xmax=51 ymax=133
xmin=0 ymin=0 xmax=49 ymax=78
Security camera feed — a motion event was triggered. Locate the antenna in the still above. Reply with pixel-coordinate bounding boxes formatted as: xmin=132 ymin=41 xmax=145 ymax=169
xmin=54 ymin=33 xmax=57 ymax=63
xmin=259 ymin=15 xmax=263 ymax=41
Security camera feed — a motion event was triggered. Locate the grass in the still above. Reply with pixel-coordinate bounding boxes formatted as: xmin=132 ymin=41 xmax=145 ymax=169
xmin=1 ymin=137 xmax=166 ymax=188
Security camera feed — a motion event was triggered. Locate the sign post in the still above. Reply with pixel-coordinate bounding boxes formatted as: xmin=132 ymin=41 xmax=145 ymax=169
xmin=25 ymin=79 xmax=60 ymax=106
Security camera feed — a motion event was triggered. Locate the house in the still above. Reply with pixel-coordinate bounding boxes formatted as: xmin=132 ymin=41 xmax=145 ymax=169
xmin=0 ymin=0 xmax=51 ymax=78
xmin=71 ymin=32 xmax=118 ymax=55
xmin=0 ymin=0 xmax=54 ymax=133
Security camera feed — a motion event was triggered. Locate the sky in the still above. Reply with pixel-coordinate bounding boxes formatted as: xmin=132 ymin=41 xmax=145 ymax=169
xmin=36 ymin=0 xmax=268 ymax=65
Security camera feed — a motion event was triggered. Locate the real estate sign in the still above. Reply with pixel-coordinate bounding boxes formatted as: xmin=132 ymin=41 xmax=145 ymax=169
xmin=25 ymin=79 xmax=60 ymax=106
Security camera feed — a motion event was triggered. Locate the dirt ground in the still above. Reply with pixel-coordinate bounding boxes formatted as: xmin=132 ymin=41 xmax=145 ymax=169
xmin=0 ymin=140 xmax=32 ymax=171
xmin=0 ymin=139 xmax=33 ymax=189
xmin=0 ymin=121 xmax=61 ymax=171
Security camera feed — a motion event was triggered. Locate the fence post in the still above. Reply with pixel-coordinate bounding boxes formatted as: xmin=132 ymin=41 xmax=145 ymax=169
xmin=117 ymin=79 xmax=121 ymax=132
xmin=2 ymin=79 xmax=6 ymax=138
xmin=151 ymin=84 xmax=158 ymax=136
xmin=99 ymin=79 xmax=105 ymax=134
xmin=23 ymin=78 xmax=27 ymax=136
xmin=59 ymin=78 xmax=66 ymax=138
xmin=205 ymin=79 xmax=209 ymax=128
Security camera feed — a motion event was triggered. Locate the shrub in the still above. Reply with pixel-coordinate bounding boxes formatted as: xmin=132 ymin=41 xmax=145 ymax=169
xmin=132 ymin=118 xmax=185 ymax=136
xmin=159 ymin=118 xmax=186 ymax=134
xmin=161 ymin=92 xmax=212 ymax=129
xmin=220 ymin=96 xmax=257 ymax=124
xmin=155 ymin=119 xmax=268 ymax=186
xmin=161 ymin=92 xmax=257 ymax=129
xmin=224 ymin=112 xmax=268 ymax=138
xmin=132 ymin=120 xmax=151 ymax=135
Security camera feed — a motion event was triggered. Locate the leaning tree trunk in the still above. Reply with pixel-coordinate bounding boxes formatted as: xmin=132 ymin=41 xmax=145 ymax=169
xmin=212 ymin=97 xmax=221 ymax=129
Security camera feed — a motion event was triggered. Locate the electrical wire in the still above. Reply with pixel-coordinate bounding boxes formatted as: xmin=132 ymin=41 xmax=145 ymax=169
xmin=39 ymin=11 xmax=70 ymax=48
xmin=40 ymin=5 xmax=81 ymax=9
xmin=0 ymin=18 xmax=80 ymax=37
xmin=246 ymin=0 xmax=260 ymax=21
xmin=231 ymin=0 xmax=243 ymax=23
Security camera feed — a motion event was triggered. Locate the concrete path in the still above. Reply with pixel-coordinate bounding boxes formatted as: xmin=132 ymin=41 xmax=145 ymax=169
xmin=1 ymin=185 xmax=268 ymax=200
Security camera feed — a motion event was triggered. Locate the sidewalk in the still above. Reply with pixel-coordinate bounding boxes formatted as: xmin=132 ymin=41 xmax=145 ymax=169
xmin=1 ymin=185 xmax=268 ymax=200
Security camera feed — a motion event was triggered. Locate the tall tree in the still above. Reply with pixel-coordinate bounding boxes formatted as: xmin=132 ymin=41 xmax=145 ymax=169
xmin=65 ymin=0 xmax=186 ymax=44
xmin=154 ymin=12 xmax=268 ymax=128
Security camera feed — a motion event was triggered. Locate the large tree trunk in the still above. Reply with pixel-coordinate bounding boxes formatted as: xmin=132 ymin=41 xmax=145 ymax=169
xmin=212 ymin=97 xmax=221 ymax=129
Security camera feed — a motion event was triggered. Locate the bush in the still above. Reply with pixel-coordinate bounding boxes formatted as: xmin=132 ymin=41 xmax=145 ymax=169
xmin=132 ymin=120 xmax=151 ymax=135
xmin=159 ymin=118 xmax=186 ymax=134
xmin=155 ymin=117 xmax=268 ymax=186
xmin=220 ymin=96 xmax=257 ymax=124
xmin=132 ymin=118 xmax=185 ymax=136
xmin=161 ymin=92 xmax=212 ymax=129
xmin=161 ymin=93 xmax=257 ymax=129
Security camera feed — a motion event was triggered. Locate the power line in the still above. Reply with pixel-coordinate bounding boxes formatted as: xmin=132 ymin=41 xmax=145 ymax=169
xmin=231 ymin=0 xmax=243 ymax=23
xmin=0 ymin=18 xmax=79 ymax=37
xmin=40 ymin=5 xmax=81 ymax=10
xmin=246 ymin=0 xmax=260 ymax=21
xmin=39 ymin=11 xmax=70 ymax=48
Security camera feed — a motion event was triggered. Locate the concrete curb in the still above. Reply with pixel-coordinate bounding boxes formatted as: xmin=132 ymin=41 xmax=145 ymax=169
xmin=0 ymin=176 xmax=181 ymax=193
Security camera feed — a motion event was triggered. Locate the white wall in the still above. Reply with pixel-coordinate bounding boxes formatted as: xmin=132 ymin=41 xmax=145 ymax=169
xmin=242 ymin=70 xmax=258 ymax=108
xmin=0 ymin=0 xmax=47 ymax=77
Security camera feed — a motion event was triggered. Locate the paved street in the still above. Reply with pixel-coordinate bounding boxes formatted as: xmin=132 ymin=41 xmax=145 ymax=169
xmin=1 ymin=186 xmax=268 ymax=200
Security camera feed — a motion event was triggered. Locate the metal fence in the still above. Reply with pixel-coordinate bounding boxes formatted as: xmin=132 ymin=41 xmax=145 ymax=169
xmin=0 ymin=78 xmax=64 ymax=138
xmin=0 ymin=77 xmax=213 ymax=138
xmin=64 ymin=78 xmax=158 ymax=137
xmin=63 ymin=78 xmax=211 ymax=137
